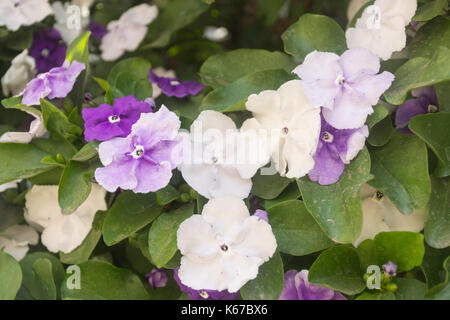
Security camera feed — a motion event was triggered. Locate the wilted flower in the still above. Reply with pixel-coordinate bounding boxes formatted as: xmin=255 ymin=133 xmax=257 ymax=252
xmin=0 ymin=225 xmax=39 ymax=261
xmin=0 ymin=110 xmax=46 ymax=144
xmin=1 ymin=50 xmax=36 ymax=97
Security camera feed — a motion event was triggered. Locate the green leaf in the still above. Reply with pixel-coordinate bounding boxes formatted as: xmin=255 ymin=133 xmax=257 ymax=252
xmin=251 ymin=172 xmax=291 ymax=200
xmin=268 ymin=200 xmax=334 ymax=256
xmin=394 ymin=278 xmax=426 ymax=300
xmin=366 ymin=104 xmax=389 ymax=130
xmin=257 ymin=0 xmax=286 ymax=25
xmin=0 ymin=143 xmax=55 ymax=184
xmin=356 ymin=291 xmax=396 ymax=300
xmin=148 ymin=203 xmax=194 ymax=268
xmin=297 ymin=147 xmax=371 ymax=243
xmin=20 ymin=252 xmax=65 ymax=300
xmin=58 ymin=160 xmax=95 ymax=214
xmin=421 ymin=244 xmax=450 ymax=288
xmin=199 ymin=49 xmax=296 ymax=88
xmin=241 ymin=251 xmax=284 ymax=300
xmin=71 ymin=141 xmax=99 ymax=162
xmin=413 ymin=0 xmax=449 ymax=22
xmin=424 ymin=176 xmax=450 ymax=248
xmin=281 ymin=13 xmax=347 ymax=61
xmin=103 ymin=192 xmax=163 ymax=246
xmin=384 ymin=46 xmax=450 ymax=105
xmin=373 ymin=231 xmax=425 ymax=272
xmin=1 ymin=96 xmax=41 ymax=117
xmin=308 ymin=246 xmax=365 ymax=295
xmin=367 ymin=116 xmax=394 ymax=147
xmin=155 ymin=185 xmax=180 ymax=206
xmin=200 ymin=69 xmax=295 ymax=112
xmin=369 ymin=132 xmax=431 ymax=213
xmin=425 ymin=256 xmax=450 ymax=299
xmin=435 ymin=82 xmax=450 ymax=112
xmin=410 ymin=16 xmax=450 ymax=59
xmin=59 ymin=211 xmax=106 ymax=265
xmin=40 ymin=99 xmax=82 ymax=141
xmin=61 ymin=261 xmax=150 ymax=300
xmin=107 ymin=58 xmax=153 ymax=101
xmin=143 ymin=0 xmax=210 ymax=48
xmin=409 ymin=113 xmax=450 ymax=177
xmin=0 ymin=251 xmax=22 ymax=300
xmin=264 ymin=183 xmax=301 ymax=210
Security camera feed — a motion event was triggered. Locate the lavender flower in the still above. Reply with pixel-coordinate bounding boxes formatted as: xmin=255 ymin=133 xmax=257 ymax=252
xmin=145 ymin=268 xmax=169 ymax=289
xmin=279 ymin=270 xmax=346 ymax=300
xmin=95 ymin=106 xmax=183 ymax=193
xmin=82 ymin=95 xmax=153 ymax=142
xmin=293 ymin=48 xmax=394 ymax=129
xmin=395 ymin=87 xmax=439 ymax=134
xmin=382 ymin=261 xmax=398 ymax=276
xmin=88 ymin=21 xmax=107 ymax=40
xmin=22 ymin=60 xmax=86 ymax=106
xmin=253 ymin=209 xmax=269 ymax=223
xmin=174 ymin=267 xmax=239 ymax=300
xmin=149 ymin=70 xmax=205 ymax=98
xmin=308 ymin=116 xmax=368 ymax=185
xmin=29 ymin=28 xmax=67 ymax=74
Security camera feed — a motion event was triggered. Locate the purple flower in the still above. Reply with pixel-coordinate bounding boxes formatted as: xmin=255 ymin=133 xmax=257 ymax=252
xmin=395 ymin=86 xmax=439 ymax=134
xmin=22 ymin=60 xmax=86 ymax=106
xmin=149 ymin=70 xmax=205 ymax=98
xmin=29 ymin=28 xmax=67 ymax=74
xmin=88 ymin=21 xmax=107 ymax=40
xmin=95 ymin=106 xmax=183 ymax=193
xmin=253 ymin=209 xmax=269 ymax=223
xmin=293 ymin=48 xmax=394 ymax=129
xmin=82 ymin=95 xmax=153 ymax=142
xmin=382 ymin=261 xmax=398 ymax=276
xmin=145 ymin=268 xmax=169 ymax=289
xmin=174 ymin=267 xmax=239 ymax=300
xmin=279 ymin=270 xmax=346 ymax=300
xmin=308 ymin=115 xmax=368 ymax=185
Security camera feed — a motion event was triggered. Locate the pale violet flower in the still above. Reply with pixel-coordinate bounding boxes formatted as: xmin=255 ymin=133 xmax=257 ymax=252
xmin=177 ymin=197 xmax=277 ymax=293
xmin=52 ymin=1 xmax=89 ymax=44
xmin=346 ymin=0 xmax=417 ymax=60
xmin=100 ymin=4 xmax=158 ymax=61
xmin=0 ymin=0 xmax=53 ymax=32
xmin=1 ymin=49 xmax=36 ymax=97
xmin=244 ymin=80 xmax=321 ymax=179
xmin=24 ymin=184 xmax=107 ymax=254
xmin=95 ymin=106 xmax=183 ymax=194
xmin=0 ymin=225 xmax=39 ymax=261
xmin=180 ymin=111 xmax=253 ymax=200
xmin=353 ymin=185 xmax=426 ymax=246
xmin=293 ymin=48 xmax=394 ymax=129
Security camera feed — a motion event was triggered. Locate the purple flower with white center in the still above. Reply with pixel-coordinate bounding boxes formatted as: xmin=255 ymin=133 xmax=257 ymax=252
xmin=149 ymin=69 xmax=205 ymax=98
xmin=253 ymin=209 xmax=269 ymax=223
xmin=279 ymin=270 xmax=346 ymax=300
xmin=95 ymin=106 xmax=183 ymax=193
xmin=145 ymin=268 xmax=169 ymax=289
xmin=82 ymin=95 xmax=153 ymax=142
xmin=395 ymin=86 xmax=439 ymax=134
xmin=29 ymin=28 xmax=67 ymax=74
xmin=88 ymin=21 xmax=107 ymax=40
xmin=174 ymin=267 xmax=239 ymax=300
xmin=308 ymin=115 xmax=368 ymax=185
xmin=22 ymin=60 xmax=86 ymax=106
xmin=382 ymin=261 xmax=398 ymax=276
xmin=293 ymin=48 xmax=394 ymax=129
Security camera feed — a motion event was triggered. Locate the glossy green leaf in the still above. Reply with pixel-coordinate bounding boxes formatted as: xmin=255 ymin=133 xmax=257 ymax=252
xmin=40 ymin=99 xmax=82 ymax=142
xmin=394 ymin=278 xmax=426 ymax=300
xmin=0 ymin=251 xmax=22 ymax=300
xmin=29 ymin=258 xmax=57 ymax=300
xmin=251 ymin=172 xmax=291 ymax=200
xmin=421 ymin=245 xmax=450 ymax=288
xmin=425 ymin=256 xmax=450 ymax=299
xmin=413 ymin=0 xmax=449 ymax=22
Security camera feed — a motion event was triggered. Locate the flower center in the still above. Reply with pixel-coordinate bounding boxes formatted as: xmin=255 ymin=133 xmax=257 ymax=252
xmin=282 ymin=127 xmax=289 ymax=135
xmin=322 ymin=131 xmax=334 ymax=143
xmin=170 ymin=80 xmax=180 ymax=86
xmin=130 ymin=145 xmax=145 ymax=159
xmin=14 ymin=1 xmax=20 ymax=7
xmin=376 ymin=191 xmax=384 ymax=200
xmin=199 ymin=291 xmax=209 ymax=299
xmin=427 ymin=104 xmax=438 ymax=113
xmin=220 ymin=244 xmax=229 ymax=252
xmin=211 ymin=156 xmax=218 ymax=164
xmin=108 ymin=115 xmax=121 ymax=124
xmin=335 ymin=75 xmax=345 ymax=85
xmin=41 ymin=48 xmax=50 ymax=57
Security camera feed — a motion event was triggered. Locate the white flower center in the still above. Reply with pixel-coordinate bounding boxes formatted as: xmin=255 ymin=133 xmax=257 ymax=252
xmin=41 ymin=49 xmax=50 ymax=57
xmin=130 ymin=145 xmax=145 ymax=159
xmin=199 ymin=291 xmax=209 ymax=299
xmin=335 ymin=75 xmax=345 ymax=85
xmin=427 ymin=105 xmax=438 ymax=113
xmin=211 ymin=156 xmax=218 ymax=164
xmin=322 ymin=131 xmax=334 ymax=143
xmin=108 ymin=115 xmax=121 ymax=124
xmin=170 ymin=80 xmax=180 ymax=86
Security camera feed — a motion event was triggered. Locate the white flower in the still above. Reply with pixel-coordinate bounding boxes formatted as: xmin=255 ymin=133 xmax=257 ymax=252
xmin=72 ymin=0 xmax=94 ymax=17
xmin=0 ymin=109 xmax=46 ymax=144
xmin=244 ymin=80 xmax=321 ymax=179
xmin=100 ymin=4 xmax=158 ymax=61
xmin=24 ymin=184 xmax=107 ymax=254
xmin=346 ymin=0 xmax=417 ymax=60
xmin=0 ymin=181 xmax=20 ymax=193
xmin=151 ymin=67 xmax=176 ymax=98
xmin=0 ymin=225 xmax=39 ymax=261
xmin=177 ymin=197 xmax=277 ymax=292
xmin=0 ymin=0 xmax=53 ymax=32
xmin=353 ymin=185 xmax=426 ymax=246
xmin=347 ymin=0 xmax=370 ymax=22
xmin=180 ymin=111 xmax=254 ymax=199
xmin=52 ymin=1 xmax=89 ymax=44
xmin=1 ymin=49 xmax=36 ymax=97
